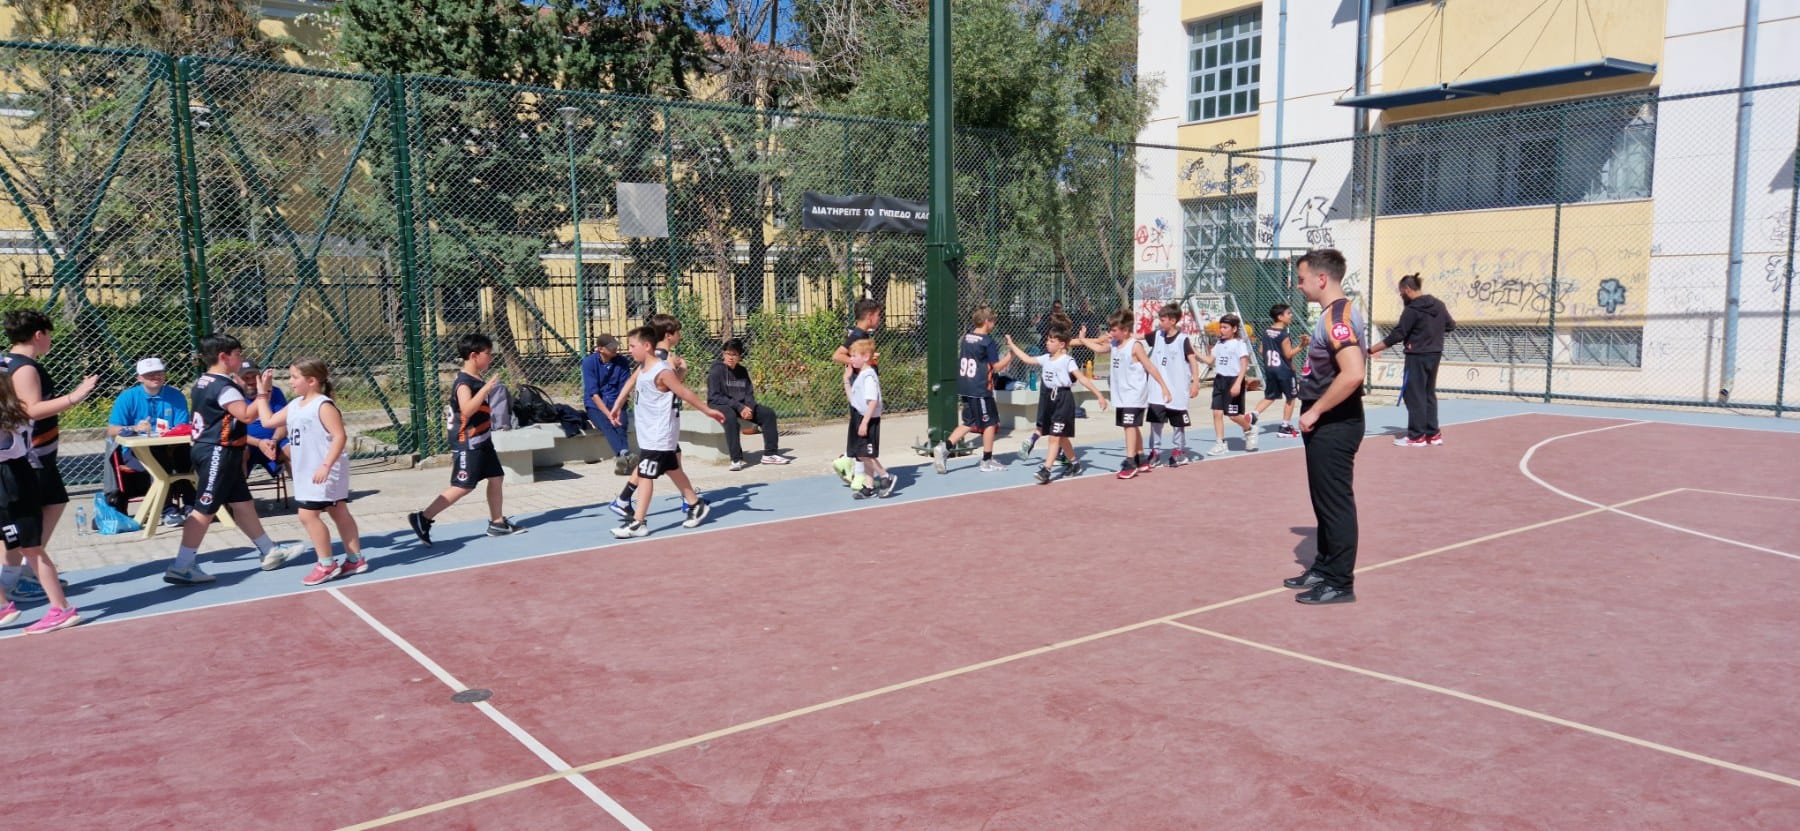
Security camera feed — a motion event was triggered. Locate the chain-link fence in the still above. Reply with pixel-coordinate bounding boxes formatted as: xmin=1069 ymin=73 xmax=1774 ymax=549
xmin=4 ymin=41 xmax=1796 ymax=486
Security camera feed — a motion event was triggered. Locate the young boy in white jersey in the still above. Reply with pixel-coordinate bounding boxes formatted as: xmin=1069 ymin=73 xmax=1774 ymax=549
xmin=1074 ymin=309 xmax=1171 ymax=479
xmin=1004 ymin=329 xmax=1107 ymax=483
xmin=611 ymin=326 xmax=725 ymax=538
xmin=1144 ymin=303 xmax=1203 ymax=467
xmin=606 ymin=314 xmax=701 ymax=516
xmin=254 ymin=359 xmax=367 ymax=585
xmin=1200 ymin=313 xmax=1257 ymax=454
xmin=845 ymin=338 xmax=895 ymax=498
xmin=1253 ymin=304 xmax=1306 ymax=438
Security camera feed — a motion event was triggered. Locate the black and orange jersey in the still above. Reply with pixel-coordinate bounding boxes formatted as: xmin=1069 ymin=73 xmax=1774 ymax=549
xmin=1298 ymin=298 xmax=1366 ymax=402
xmin=0 ymin=352 xmax=59 ymax=452
xmin=447 ymin=371 xmax=492 ymax=448
xmin=190 ymin=372 xmax=250 ymax=447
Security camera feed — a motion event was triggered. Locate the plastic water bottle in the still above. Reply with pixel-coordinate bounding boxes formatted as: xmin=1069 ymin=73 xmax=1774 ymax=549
xmin=74 ymin=505 xmax=90 ymax=536
xmin=1028 ymin=369 xmax=1039 ymax=391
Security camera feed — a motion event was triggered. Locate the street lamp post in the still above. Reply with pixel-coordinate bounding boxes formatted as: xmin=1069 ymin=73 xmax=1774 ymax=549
xmin=558 ymin=105 xmax=587 ymax=355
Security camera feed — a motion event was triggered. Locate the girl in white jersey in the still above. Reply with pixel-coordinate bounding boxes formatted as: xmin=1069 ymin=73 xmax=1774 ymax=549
xmin=1199 ymin=313 xmax=1257 ymax=455
xmin=1004 ymin=331 xmax=1108 ymax=484
xmin=254 ymin=360 xmax=367 ymax=586
xmin=1074 ymin=310 xmax=1171 ymax=479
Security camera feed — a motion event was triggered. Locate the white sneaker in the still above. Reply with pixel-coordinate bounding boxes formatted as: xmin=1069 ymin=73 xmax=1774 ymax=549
xmin=163 ymin=565 xmax=216 ymax=585
xmin=933 ymin=442 xmax=949 ymax=474
xmin=728 ymin=459 xmax=747 ymax=471
xmin=978 ymin=459 xmax=1006 ymax=472
xmin=1207 ymin=441 xmax=1228 ymax=456
xmin=262 ymin=542 xmax=304 ymax=571
xmin=1245 ymin=431 xmax=1259 ymax=451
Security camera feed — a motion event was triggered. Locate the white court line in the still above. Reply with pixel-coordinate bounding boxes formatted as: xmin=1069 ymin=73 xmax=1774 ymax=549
xmin=1518 ymin=422 xmax=1799 ymax=562
xmin=1679 ymin=488 xmax=1800 ymax=503
xmin=1515 ymin=408 xmax=1800 ymax=433
xmin=325 ymin=588 xmax=651 ymax=831
xmin=1163 ymin=621 xmax=1800 ymax=790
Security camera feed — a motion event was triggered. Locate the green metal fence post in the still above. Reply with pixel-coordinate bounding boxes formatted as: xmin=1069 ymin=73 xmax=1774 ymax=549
xmin=1546 ymin=201 xmax=1562 ymax=404
xmin=841 ymin=121 xmax=855 ymax=304
xmin=1777 ymin=113 xmax=1799 ymax=416
xmin=925 ymin=0 xmax=963 ymax=444
xmin=164 ymin=53 xmax=203 ymax=355
xmin=174 ymin=57 xmax=213 ymax=335
xmin=1109 ymin=141 xmax=1123 ymax=305
xmin=559 ymin=105 xmax=587 ymax=355
xmin=662 ymin=102 xmax=677 ymax=313
xmin=388 ymin=75 xmax=429 ymax=459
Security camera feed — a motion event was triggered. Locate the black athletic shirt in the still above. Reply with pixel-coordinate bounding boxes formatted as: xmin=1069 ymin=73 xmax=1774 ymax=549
xmin=956 ymin=332 xmax=1000 ymax=397
xmin=1260 ymin=326 xmax=1295 ymax=378
xmin=0 ymin=353 xmax=59 ymax=452
xmin=1299 ymin=299 xmax=1366 ymax=402
xmin=190 ymin=372 xmax=249 ymax=447
xmin=448 ymin=371 xmax=492 ymax=448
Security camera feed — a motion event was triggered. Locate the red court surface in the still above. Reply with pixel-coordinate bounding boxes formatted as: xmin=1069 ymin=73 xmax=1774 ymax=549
xmin=6 ymin=412 xmax=1797 ymax=829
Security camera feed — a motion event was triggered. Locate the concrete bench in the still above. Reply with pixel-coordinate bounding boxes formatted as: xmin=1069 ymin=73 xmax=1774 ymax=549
xmin=490 ymin=425 xmax=613 ymax=484
xmin=992 ymin=379 xmax=1110 ymax=432
xmin=675 ymin=409 xmax=734 ymax=463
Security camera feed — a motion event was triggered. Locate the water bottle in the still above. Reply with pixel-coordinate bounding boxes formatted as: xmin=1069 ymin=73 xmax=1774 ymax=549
xmin=1028 ymin=369 xmax=1038 ymax=391
xmin=148 ymin=401 xmax=161 ymax=437
xmin=74 ymin=505 xmax=90 ymax=536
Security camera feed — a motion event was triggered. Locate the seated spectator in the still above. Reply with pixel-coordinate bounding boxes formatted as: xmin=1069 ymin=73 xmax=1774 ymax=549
xmin=705 ymin=339 xmax=790 ymax=471
xmin=581 ymin=334 xmax=633 ymax=460
xmin=238 ymin=360 xmax=289 ymax=476
xmin=106 ymin=356 xmax=194 ymax=523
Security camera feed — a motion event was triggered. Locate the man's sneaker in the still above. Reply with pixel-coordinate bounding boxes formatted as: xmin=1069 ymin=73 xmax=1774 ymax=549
xmin=832 ymin=456 xmax=855 ymax=486
xmin=262 ymin=542 xmax=304 ymax=571
xmin=728 ymin=459 xmax=748 ymax=472
xmin=933 ymin=442 xmax=949 ymax=474
xmin=1207 ymin=441 xmax=1228 ymax=456
xmin=337 ymin=556 xmax=370 ymax=578
xmin=1295 ymin=584 xmax=1356 ymax=605
xmin=486 ymin=518 xmax=525 ymax=537
xmin=1020 ymin=434 xmax=1038 ymax=458
xmin=1283 ymin=570 xmax=1325 ymax=590
xmin=682 ymin=500 xmax=711 ymax=528
xmin=163 ymin=566 xmax=216 ymax=586
xmin=1245 ymin=431 xmax=1260 ymax=452
xmin=408 ymin=511 xmax=434 ymax=546
xmin=1034 ymin=467 xmax=1054 ymax=485
xmin=1393 ymin=436 xmax=1428 ymax=447
xmin=877 ymin=475 xmax=897 ymax=497
xmin=978 ymin=458 xmax=1006 ymax=473
xmin=761 ymin=454 xmax=791 ymax=465
xmin=611 ymin=520 xmax=649 ymax=539
xmin=302 ymin=561 xmax=341 ymax=587
xmin=24 ymin=606 xmax=80 ymax=634
xmin=161 ymin=507 xmax=184 ymax=528
xmin=11 ymin=576 xmax=47 ymax=601
xmin=853 ymin=485 xmax=878 ymax=500
xmin=0 ymin=602 xmax=19 ymax=627
xmin=1427 ymin=433 xmax=1445 ymax=446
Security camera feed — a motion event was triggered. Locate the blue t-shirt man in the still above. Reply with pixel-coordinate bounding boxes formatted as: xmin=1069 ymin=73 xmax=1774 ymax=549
xmin=109 ymin=357 xmax=192 ymax=472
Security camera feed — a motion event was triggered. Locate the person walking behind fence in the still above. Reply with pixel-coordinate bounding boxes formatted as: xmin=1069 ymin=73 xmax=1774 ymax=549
xmin=161 ymin=333 xmax=307 ymax=585
xmin=252 ymin=360 xmax=367 ymax=586
xmin=582 ymin=335 xmax=633 ymax=463
xmin=1369 ymin=273 xmax=1455 ymax=447
xmin=706 ymin=339 xmax=791 ymax=471
xmin=1285 ymin=249 xmax=1367 ymax=606
xmin=0 ymin=310 xmax=98 ymax=606
xmin=0 ymin=370 xmax=80 ymax=633
xmin=407 ymin=333 xmax=523 ymax=547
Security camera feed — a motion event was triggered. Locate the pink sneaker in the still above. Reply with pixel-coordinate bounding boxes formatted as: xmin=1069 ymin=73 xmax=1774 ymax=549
xmin=302 ymin=561 xmax=341 ymax=586
xmin=0 ymin=602 xmax=18 ymax=627
xmin=24 ymin=605 xmax=80 ymax=634
xmin=337 ymin=556 xmax=370 ymax=578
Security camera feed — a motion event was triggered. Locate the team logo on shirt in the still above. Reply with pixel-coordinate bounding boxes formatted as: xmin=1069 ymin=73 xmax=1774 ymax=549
xmin=1331 ymin=322 xmax=1352 ymax=341
xmin=456 ymin=470 xmax=470 ymax=482
xmin=198 ymin=493 xmax=214 ymax=506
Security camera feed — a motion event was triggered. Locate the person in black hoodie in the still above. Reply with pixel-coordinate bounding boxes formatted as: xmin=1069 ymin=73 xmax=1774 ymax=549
xmin=706 ymin=339 xmax=791 ymax=471
xmin=1371 ymin=273 xmax=1456 ymax=446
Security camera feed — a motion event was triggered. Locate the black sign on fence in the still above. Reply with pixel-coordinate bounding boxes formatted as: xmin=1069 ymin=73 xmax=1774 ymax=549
xmin=801 ymin=192 xmax=929 ymax=234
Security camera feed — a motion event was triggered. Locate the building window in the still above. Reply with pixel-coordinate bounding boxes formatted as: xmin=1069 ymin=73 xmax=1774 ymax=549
xmin=581 ymin=262 xmax=611 ymax=322
xmin=1187 ymin=10 xmax=1262 ymax=123
xmin=1183 ymin=196 xmax=1254 ymax=293
xmin=443 ymin=281 xmax=481 ymax=324
xmin=625 ymin=274 xmax=655 ymax=319
xmin=1572 ymin=327 xmax=1642 ymax=368
xmin=1381 ymin=93 xmax=1655 ymax=215
xmin=1443 ymin=326 xmax=1550 ymax=364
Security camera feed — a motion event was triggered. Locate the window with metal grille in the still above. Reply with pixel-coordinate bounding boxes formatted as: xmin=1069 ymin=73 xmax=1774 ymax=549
xmin=442 ymin=281 xmax=480 ymax=324
xmin=1183 ymin=195 xmax=1254 ymax=294
xmin=1571 ymin=327 xmax=1642 ymax=367
xmin=1187 ymin=10 xmax=1262 ymax=123
xmin=581 ymin=262 xmax=611 ymax=321
xmin=1442 ymin=326 xmax=1550 ymax=364
xmin=1380 ymin=94 xmax=1655 ymax=215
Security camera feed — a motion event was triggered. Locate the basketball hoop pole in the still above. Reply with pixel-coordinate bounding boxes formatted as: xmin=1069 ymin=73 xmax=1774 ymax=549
xmin=925 ymin=0 xmax=962 ymax=445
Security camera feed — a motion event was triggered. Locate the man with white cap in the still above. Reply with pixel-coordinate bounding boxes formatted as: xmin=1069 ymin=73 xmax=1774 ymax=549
xmin=108 ymin=356 xmax=194 ymax=525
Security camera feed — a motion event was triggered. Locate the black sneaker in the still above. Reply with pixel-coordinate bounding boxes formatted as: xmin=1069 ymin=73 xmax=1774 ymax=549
xmin=486 ymin=518 xmax=524 ymax=537
xmin=853 ymin=485 xmax=879 ymax=500
xmin=1065 ymin=460 xmax=1084 ymax=478
xmin=1283 ymin=570 xmax=1324 ymax=590
xmin=1295 ymin=584 xmax=1356 ymax=605
xmin=877 ymin=475 xmax=897 ymax=497
xmin=1034 ymin=467 xmax=1053 ymax=485
xmin=682 ymin=499 xmax=711 ymax=528
xmin=611 ymin=519 xmax=648 ymax=539
xmin=408 ymin=511 xmax=434 ymax=547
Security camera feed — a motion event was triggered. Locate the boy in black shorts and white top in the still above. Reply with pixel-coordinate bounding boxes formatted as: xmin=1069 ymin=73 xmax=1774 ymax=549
xmin=1254 ymin=304 xmax=1306 ymax=438
xmin=162 ymin=333 xmax=307 ymax=585
xmin=1144 ymin=303 xmax=1202 ymax=467
xmin=1004 ymin=329 xmax=1107 ymax=484
xmin=1200 ymin=314 xmax=1257 ymax=455
xmin=407 ymin=333 xmax=522 ymax=547
xmin=845 ymin=338 xmax=895 ymax=499
xmin=611 ymin=326 xmax=725 ymax=538
xmin=1074 ymin=309 xmax=1171 ymax=479
xmin=934 ymin=305 xmax=1012 ymax=474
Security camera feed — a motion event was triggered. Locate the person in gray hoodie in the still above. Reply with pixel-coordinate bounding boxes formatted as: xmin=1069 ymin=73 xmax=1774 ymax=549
xmin=1371 ymin=273 xmax=1456 ymax=446
xmin=705 ymin=339 xmax=791 ymax=471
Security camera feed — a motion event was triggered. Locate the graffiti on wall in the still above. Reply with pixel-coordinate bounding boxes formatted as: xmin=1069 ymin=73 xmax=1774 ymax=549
xmin=1178 ymin=156 xmax=1263 ymax=196
xmin=1135 ymin=216 xmax=1172 ymax=267
xmin=1386 ymin=245 xmax=1646 ymax=324
xmin=1133 ymin=270 xmax=1177 ymax=335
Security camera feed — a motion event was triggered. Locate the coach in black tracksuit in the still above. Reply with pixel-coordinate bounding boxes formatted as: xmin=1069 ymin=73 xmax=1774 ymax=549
xmin=1370 ymin=273 xmax=1455 ymax=445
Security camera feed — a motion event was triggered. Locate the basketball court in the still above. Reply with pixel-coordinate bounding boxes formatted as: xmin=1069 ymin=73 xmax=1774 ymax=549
xmin=4 ymin=404 xmax=1797 ymax=828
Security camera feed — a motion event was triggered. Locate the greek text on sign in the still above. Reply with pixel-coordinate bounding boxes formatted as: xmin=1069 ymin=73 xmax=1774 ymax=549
xmin=801 ymin=192 xmax=929 ymax=234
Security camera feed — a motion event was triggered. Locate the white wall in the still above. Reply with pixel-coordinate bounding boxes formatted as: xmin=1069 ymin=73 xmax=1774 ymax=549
xmin=1135 ymin=1 xmax=1188 ymax=298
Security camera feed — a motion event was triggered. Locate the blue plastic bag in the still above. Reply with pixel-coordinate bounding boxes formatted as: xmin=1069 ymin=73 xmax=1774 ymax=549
xmin=92 ymin=491 xmax=143 ymax=535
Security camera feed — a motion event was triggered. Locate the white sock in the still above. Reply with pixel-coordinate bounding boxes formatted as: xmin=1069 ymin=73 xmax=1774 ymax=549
xmin=252 ymin=534 xmax=275 ymax=555
xmin=174 ymin=546 xmax=199 ymax=571
xmin=853 ymin=460 xmax=866 ymax=479
xmin=0 ymin=564 xmax=21 ymax=592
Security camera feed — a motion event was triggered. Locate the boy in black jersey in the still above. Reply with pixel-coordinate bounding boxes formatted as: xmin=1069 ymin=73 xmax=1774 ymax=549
xmin=934 ymin=305 xmax=1012 ymax=474
xmin=0 ymin=310 xmax=99 ymax=604
xmin=406 ymin=334 xmax=521 ymax=547
xmin=1253 ymin=304 xmax=1306 ymax=438
xmin=161 ymin=333 xmax=306 ymax=585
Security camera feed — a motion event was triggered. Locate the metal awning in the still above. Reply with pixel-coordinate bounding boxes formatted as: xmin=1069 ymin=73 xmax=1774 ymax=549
xmin=1337 ymin=58 xmax=1657 ymax=109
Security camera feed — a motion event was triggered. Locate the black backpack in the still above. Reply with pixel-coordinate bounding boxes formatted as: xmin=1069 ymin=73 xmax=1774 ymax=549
xmin=512 ymin=384 xmax=559 ymax=426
